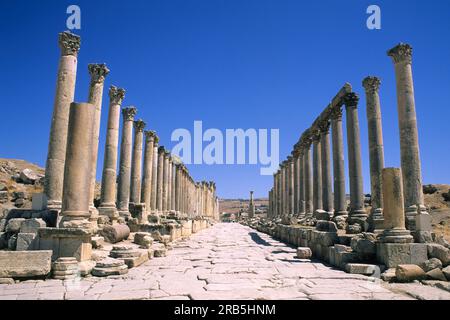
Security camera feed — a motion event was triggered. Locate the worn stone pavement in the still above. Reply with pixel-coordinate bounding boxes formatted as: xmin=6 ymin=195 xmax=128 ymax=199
xmin=1 ymin=223 xmax=450 ymax=300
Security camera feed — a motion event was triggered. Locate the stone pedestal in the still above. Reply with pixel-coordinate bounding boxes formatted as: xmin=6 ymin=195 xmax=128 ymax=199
xmin=379 ymin=168 xmax=413 ymax=244
xmin=38 ymin=228 xmax=92 ymax=262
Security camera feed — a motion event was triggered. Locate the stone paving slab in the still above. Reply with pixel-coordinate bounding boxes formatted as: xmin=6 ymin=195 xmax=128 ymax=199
xmin=1 ymin=223 xmax=449 ymax=300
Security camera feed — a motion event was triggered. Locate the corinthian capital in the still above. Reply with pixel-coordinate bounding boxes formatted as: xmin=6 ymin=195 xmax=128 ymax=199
xmin=109 ymin=86 xmax=126 ymax=105
xmin=122 ymin=106 xmax=137 ymax=121
xmin=58 ymin=31 xmax=81 ymax=57
xmin=88 ymin=64 xmax=110 ymax=84
xmin=133 ymin=119 xmax=146 ymax=132
xmin=318 ymin=119 xmax=331 ymax=133
xmin=387 ymin=43 xmax=412 ymax=64
xmin=144 ymin=130 xmax=156 ymax=141
xmin=343 ymin=92 xmax=359 ymax=108
xmin=154 ymin=135 xmax=160 ymax=145
xmin=362 ymin=76 xmax=381 ymax=93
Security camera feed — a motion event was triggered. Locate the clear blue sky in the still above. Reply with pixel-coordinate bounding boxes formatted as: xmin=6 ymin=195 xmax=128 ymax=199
xmin=1 ymin=0 xmax=449 ymax=199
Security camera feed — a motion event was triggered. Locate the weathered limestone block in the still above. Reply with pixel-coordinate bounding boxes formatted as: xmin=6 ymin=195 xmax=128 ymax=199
xmin=20 ymin=218 xmax=46 ymax=234
xmin=395 ymin=264 xmax=427 ymax=282
xmin=420 ymin=258 xmax=443 ymax=272
xmin=345 ymin=263 xmax=383 ymax=276
xmin=152 ymin=244 xmax=167 ymax=257
xmin=52 ymin=257 xmax=79 ymax=280
xmin=0 ymin=250 xmax=52 ymax=278
xmin=442 ymin=266 xmax=450 ymax=281
xmin=92 ymin=257 xmax=128 ymax=277
xmin=315 ymin=221 xmax=338 ymax=232
xmin=6 ymin=218 xmax=26 ymax=233
xmin=426 ymin=268 xmax=447 ymax=281
xmin=78 ymin=260 xmax=96 ymax=276
xmin=109 ymin=245 xmax=149 ymax=268
xmin=16 ymin=233 xmax=37 ymax=251
xmin=180 ymin=220 xmax=193 ymax=237
xmin=377 ymin=243 xmax=428 ymax=268
xmin=100 ymin=224 xmax=130 ymax=243
xmin=32 ymin=193 xmax=48 ymax=211
xmin=427 ymin=244 xmax=450 ymax=266
xmin=350 ymin=233 xmax=377 ymax=261
xmin=311 ymin=230 xmax=338 ymax=247
xmin=295 ymin=247 xmax=312 ymax=260
xmin=134 ymin=232 xmax=154 ymax=249
xmin=38 ymin=228 xmax=92 ymax=262
xmin=0 ymin=278 xmax=14 ymax=285
xmin=91 ymin=236 xmax=105 ymax=249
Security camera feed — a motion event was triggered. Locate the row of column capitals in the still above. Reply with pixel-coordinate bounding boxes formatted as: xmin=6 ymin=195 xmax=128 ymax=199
xmin=58 ymin=31 xmax=81 ymax=57
xmin=109 ymin=86 xmax=126 ymax=105
xmin=122 ymin=106 xmax=137 ymax=121
xmin=362 ymin=76 xmax=381 ymax=93
xmin=88 ymin=63 xmax=110 ymax=84
xmin=133 ymin=119 xmax=146 ymax=131
xmin=387 ymin=43 xmax=413 ymax=65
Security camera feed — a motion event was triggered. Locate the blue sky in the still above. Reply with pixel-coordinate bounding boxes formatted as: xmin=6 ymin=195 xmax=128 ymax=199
xmin=1 ymin=0 xmax=449 ymax=199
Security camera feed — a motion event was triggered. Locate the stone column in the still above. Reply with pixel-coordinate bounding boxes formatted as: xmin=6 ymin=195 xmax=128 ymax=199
xmin=287 ymin=157 xmax=295 ymax=216
xmin=142 ymin=130 xmax=156 ymax=213
xmin=87 ymin=64 xmax=110 ymax=222
xmin=162 ymin=150 xmax=170 ymax=213
xmin=273 ymin=173 xmax=278 ymax=218
xmin=298 ymin=150 xmax=305 ymax=216
xmin=156 ymin=146 xmax=165 ymax=213
xmin=175 ymin=164 xmax=181 ymax=212
xmin=331 ymin=108 xmax=347 ymax=219
xmin=59 ymin=102 xmax=94 ymax=230
xmin=45 ymin=31 xmax=81 ymax=210
xmin=344 ymin=93 xmax=367 ymax=231
xmin=363 ymin=76 xmax=385 ymax=231
xmin=379 ymin=168 xmax=413 ymax=243
xmin=320 ymin=121 xmax=333 ymax=217
xmin=167 ymin=156 xmax=173 ymax=212
xmin=249 ymin=191 xmax=255 ymax=218
xmin=303 ymin=142 xmax=313 ymax=217
xmin=280 ymin=163 xmax=286 ymax=217
xmin=129 ymin=119 xmax=146 ymax=205
xmin=150 ymin=136 xmax=159 ymax=213
xmin=387 ymin=43 xmax=429 ymax=232
xmin=293 ymin=152 xmax=299 ymax=215
xmin=99 ymin=86 xmax=125 ymax=220
xmin=117 ymin=106 xmax=137 ymax=217
xmin=171 ymin=160 xmax=177 ymax=212
xmin=312 ymin=133 xmax=323 ymax=215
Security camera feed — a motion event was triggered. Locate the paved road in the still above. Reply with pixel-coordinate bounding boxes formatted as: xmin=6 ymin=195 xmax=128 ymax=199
xmin=1 ymin=223 xmax=449 ymax=300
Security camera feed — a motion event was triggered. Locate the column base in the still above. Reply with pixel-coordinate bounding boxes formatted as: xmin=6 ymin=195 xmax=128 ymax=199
xmin=46 ymin=199 xmax=62 ymax=212
xmin=118 ymin=210 xmax=131 ymax=220
xmin=347 ymin=209 xmax=369 ymax=231
xmin=379 ymin=228 xmax=413 ymax=244
xmin=98 ymin=204 xmax=119 ymax=222
xmin=59 ymin=216 xmax=94 ymax=233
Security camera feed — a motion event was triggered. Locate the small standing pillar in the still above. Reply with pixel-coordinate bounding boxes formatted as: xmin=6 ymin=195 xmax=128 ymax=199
xmin=45 ymin=31 xmax=81 ymax=210
xmin=130 ymin=119 xmax=146 ymax=205
xmin=59 ymin=102 xmax=95 ymax=230
xmin=363 ymin=76 xmax=385 ymax=231
xmin=99 ymin=86 xmax=125 ymax=221
xmin=379 ymin=168 xmax=413 ymax=243
xmin=248 ymin=191 xmax=255 ymax=218
xmin=87 ymin=63 xmax=110 ymax=224
xmin=344 ymin=93 xmax=368 ymax=230
xmin=387 ymin=43 xmax=430 ymax=234
xmin=117 ymin=106 xmax=137 ymax=218
xmin=142 ymin=130 xmax=156 ymax=213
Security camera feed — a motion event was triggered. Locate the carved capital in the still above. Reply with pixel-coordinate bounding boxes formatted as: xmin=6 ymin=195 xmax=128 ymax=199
xmin=387 ymin=43 xmax=412 ymax=64
xmin=318 ymin=120 xmax=331 ymax=134
xmin=109 ymin=86 xmax=126 ymax=105
xmin=158 ymin=146 xmax=166 ymax=154
xmin=144 ymin=130 xmax=156 ymax=141
xmin=88 ymin=64 xmax=110 ymax=84
xmin=133 ymin=119 xmax=146 ymax=132
xmin=153 ymin=135 xmax=160 ymax=145
xmin=58 ymin=31 xmax=81 ymax=56
xmin=343 ymin=92 xmax=359 ymax=108
xmin=330 ymin=107 xmax=343 ymax=120
xmin=122 ymin=106 xmax=137 ymax=121
xmin=362 ymin=76 xmax=381 ymax=93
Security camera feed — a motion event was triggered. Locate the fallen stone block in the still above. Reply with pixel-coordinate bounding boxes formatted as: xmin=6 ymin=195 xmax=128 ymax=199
xmin=426 ymin=268 xmax=447 ymax=281
xmin=121 ymin=251 xmax=149 ymax=268
xmin=91 ymin=236 xmax=105 ymax=249
xmin=376 ymin=243 xmax=428 ymax=268
xmin=52 ymin=257 xmax=79 ymax=280
xmin=100 ymin=224 xmax=130 ymax=243
xmin=345 ymin=263 xmax=383 ymax=276
xmin=78 ymin=260 xmax=96 ymax=277
xmin=153 ymin=244 xmax=167 ymax=257
xmin=92 ymin=258 xmax=128 ymax=277
xmin=443 ymin=266 xmax=450 ymax=281
xmin=427 ymin=244 xmax=450 ymax=266
xmin=16 ymin=232 xmax=37 ymax=250
xmin=420 ymin=258 xmax=443 ymax=272
xmin=395 ymin=264 xmax=427 ymax=282
xmin=134 ymin=232 xmax=154 ymax=248
xmin=20 ymin=218 xmax=46 ymax=234
xmin=6 ymin=218 xmax=26 ymax=233
xmin=0 ymin=250 xmax=52 ymax=278
xmin=0 ymin=278 xmax=15 ymax=284
xmin=381 ymin=268 xmax=396 ymax=282
xmin=315 ymin=221 xmax=338 ymax=232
